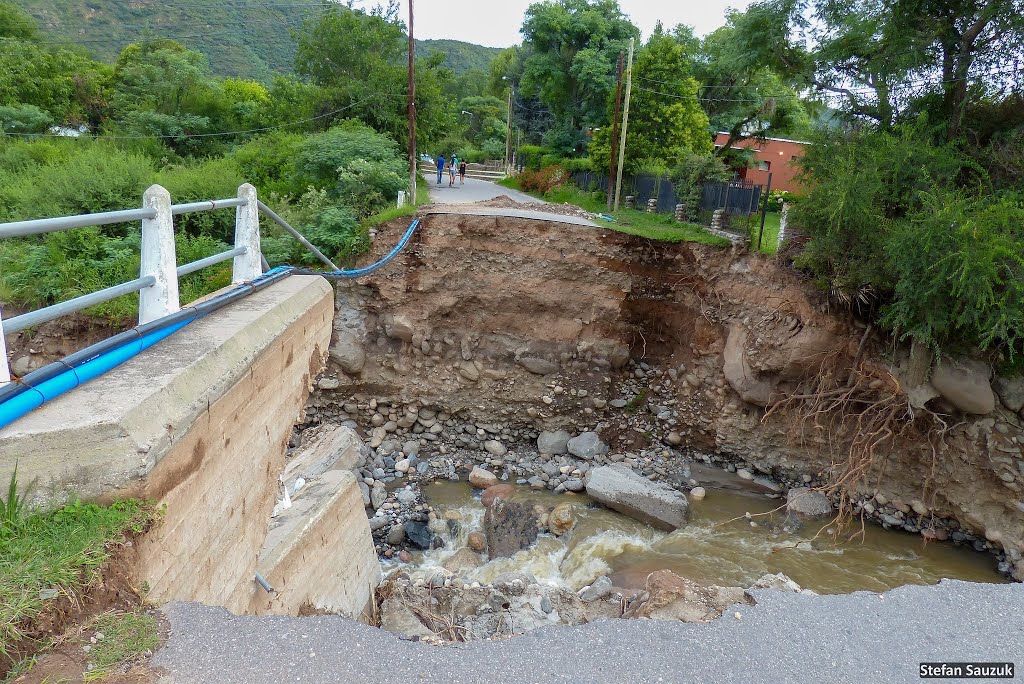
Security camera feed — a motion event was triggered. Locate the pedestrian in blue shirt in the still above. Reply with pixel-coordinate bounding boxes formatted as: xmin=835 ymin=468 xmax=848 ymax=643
xmin=436 ymin=155 xmax=445 ymax=185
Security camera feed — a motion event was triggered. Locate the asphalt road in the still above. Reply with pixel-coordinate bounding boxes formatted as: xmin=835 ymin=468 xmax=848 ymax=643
xmin=427 ymin=176 xmax=544 ymax=205
xmin=154 ymin=579 xmax=1023 ymax=683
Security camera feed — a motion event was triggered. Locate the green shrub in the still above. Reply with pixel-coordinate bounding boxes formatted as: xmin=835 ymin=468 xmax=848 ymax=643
xmin=880 ymin=192 xmax=1024 ymax=357
xmin=766 ymin=189 xmax=794 ymax=212
xmin=0 ymin=141 xmax=154 ymax=224
xmin=0 ymin=104 xmax=52 ymax=133
xmin=230 ymin=131 xmax=304 ymax=197
xmin=561 ymin=157 xmax=593 ymax=173
xmin=156 ymin=156 xmax=244 ymax=243
xmin=519 ymin=165 xmax=569 ymax=194
xmin=518 ymin=145 xmax=546 ymax=171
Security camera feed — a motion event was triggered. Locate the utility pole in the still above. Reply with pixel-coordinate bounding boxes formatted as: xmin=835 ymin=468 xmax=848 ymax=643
xmin=504 ymin=85 xmax=514 ymax=174
xmin=614 ymin=37 xmax=635 ymax=211
xmin=607 ymin=50 xmax=624 ymax=212
xmin=407 ymin=0 xmax=416 ymax=206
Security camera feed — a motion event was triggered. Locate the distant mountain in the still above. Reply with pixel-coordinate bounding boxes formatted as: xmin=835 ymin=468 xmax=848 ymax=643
xmin=19 ymin=0 xmax=504 ymax=81
xmin=415 ymin=40 xmax=504 ymax=76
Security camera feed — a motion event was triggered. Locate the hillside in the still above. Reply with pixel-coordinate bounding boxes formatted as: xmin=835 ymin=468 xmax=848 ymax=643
xmin=415 ymin=39 xmax=503 ymax=75
xmin=19 ymin=0 xmax=503 ymax=81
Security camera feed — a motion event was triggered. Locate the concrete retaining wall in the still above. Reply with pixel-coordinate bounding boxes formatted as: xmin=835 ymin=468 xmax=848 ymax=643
xmin=0 ymin=276 xmax=381 ymax=615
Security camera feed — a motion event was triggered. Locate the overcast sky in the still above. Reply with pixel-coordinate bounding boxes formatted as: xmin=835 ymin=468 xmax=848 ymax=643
xmin=389 ymin=0 xmax=752 ymax=48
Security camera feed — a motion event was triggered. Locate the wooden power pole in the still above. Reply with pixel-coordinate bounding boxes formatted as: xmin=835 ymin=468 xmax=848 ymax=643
xmin=407 ymin=0 xmax=416 ymax=205
xmin=505 ymin=86 xmax=514 ymax=174
xmin=613 ymin=37 xmax=635 ymax=211
xmin=607 ymin=50 xmax=625 ymax=212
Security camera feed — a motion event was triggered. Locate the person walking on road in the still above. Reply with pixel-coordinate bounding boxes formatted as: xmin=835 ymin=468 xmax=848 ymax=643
xmin=459 ymin=159 xmax=467 ymax=185
xmin=448 ymin=156 xmax=457 ymax=187
xmin=436 ymin=154 xmax=445 ymax=185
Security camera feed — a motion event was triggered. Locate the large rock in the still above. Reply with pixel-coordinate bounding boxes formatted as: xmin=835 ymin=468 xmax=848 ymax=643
xmin=469 ymin=467 xmax=499 ymax=489
xmin=585 ymin=464 xmax=688 ymax=530
xmin=931 ymin=357 xmax=995 ymax=415
xmin=723 ymin=323 xmax=774 ymax=406
xmin=403 ymin=521 xmax=443 ymax=550
xmin=567 ymin=432 xmax=609 ymax=460
xmin=549 ymin=502 xmax=575 ymax=536
xmin=622 ymin=570 xmax=750 ymax=623
xmin=537 ymin=430 xmax=572 ymax=455
xmin=440 ymin=547 xmax=483 ymax=575
xmin=518 ymin=356 xmax=559 ymax=375
xmin=483 ymin=498 xmax=539 ymax=559
xmin=481 ymin=484 xmax=516 ymax=508
xmin=785 ymin=487 xmax=833 ymax=518
xmin=383 ymin=314 xmax=414 ymax=342
xmin=993 ymin=375 xmax=1024 ymax=413
xmin=329 ymin=331 xmax=366 ymax=375
xmin=380 ymin=598 xmax=435 ymax=639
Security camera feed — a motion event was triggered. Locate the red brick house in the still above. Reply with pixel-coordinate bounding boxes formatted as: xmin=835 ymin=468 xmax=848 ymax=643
xmin=713 ymin=133 xmax=810 ymax=193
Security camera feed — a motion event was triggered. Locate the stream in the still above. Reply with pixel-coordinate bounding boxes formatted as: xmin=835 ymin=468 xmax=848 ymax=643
xmin=410 ymin=481 xmax=1005 ymax=595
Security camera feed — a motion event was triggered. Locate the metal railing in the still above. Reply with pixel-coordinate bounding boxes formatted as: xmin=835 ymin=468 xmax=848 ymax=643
xmin=0 ymin=183 xmax=264 ymax=385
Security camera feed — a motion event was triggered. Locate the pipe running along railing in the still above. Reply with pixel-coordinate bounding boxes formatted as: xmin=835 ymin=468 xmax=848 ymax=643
xmin=0 ymin=182 xmax=422 ymax=428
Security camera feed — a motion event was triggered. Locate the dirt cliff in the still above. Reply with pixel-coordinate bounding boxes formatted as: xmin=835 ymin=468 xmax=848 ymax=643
xmin=307 ymin=207 xmax=1024 ymax=580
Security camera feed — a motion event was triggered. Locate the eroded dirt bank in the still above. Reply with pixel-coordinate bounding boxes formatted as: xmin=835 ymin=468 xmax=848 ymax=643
xmin=305 ymin=208 xmax=1024 ymax=581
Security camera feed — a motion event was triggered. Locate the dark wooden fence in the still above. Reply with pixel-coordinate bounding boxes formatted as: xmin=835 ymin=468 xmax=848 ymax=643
xmin=570 ymin=171 xmax=763 ymax=215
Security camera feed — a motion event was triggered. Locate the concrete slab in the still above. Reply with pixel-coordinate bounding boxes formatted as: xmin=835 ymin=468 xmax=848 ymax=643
xmin=0 ymin=275 xmax=333 ymax=504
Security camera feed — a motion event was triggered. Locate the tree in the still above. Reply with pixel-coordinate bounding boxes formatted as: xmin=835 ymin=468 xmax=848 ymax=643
xmin=294 ymin=3 xmax=455 ymax=150
xmin=695 ymin=8 xmax=815 ymax=152
xmin=0 ymin=1 xmax=37 ymax=40
xmin=746 ymin=0 xmax=1024 ymax=139
xmin=519 ymin=0 xmax=638 ymax=147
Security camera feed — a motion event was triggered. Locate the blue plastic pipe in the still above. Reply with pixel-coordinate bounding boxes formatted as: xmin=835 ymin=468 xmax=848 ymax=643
xmin=0 ymin=219 xmax=423 ymax=429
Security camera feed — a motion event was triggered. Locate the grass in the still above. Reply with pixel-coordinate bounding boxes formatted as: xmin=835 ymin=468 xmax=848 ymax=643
xmin=84 ymin=610 xmax=159 ymax=681
xmin=360 ymin=174 xmax=432 ymax=232
xmin=0 ymin=495 xmax=156 ymax=665
xmin=748 ymin=211 xmax=783 ymax=255
xmin=498 ymin=178 xmax=731 ymax=247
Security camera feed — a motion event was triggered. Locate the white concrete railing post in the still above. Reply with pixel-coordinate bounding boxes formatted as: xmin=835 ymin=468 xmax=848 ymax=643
xmin=232 ymin=183 xmax=262 ymax=283
xmin=139 ymin=184 xmax=181 ymax=325
xmin=776 ymin=202 xmax=790 ymax=253
xmin=0 ymin=305 xmax=10 ymax=385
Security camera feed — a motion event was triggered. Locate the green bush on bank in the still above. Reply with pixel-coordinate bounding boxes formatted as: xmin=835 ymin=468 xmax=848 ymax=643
xmin=791 ymin=125 xmax=1024 ymax=360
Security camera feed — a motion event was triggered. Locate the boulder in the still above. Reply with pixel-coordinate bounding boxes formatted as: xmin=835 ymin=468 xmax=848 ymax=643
xmin=441 ymin=547 xmax=483 ymax=575
xmin=469 ymin=467 xmax=499 ymax=489
xmin=518 ymin=356 xmax=559 ymax=375
xmin=483 ymin=440 xmax=507 ymax=457
xmin=481 ymin=484 xmax=516 ymax=508
xmin=585 ymin=464 xmax=688 ymax=531
xmin=370 ymin=483 xmax=387 ymax=510
xmin=458 ymin=361 xmax=480 ymax=382
xmin=931 ymin=357 xmax=995 ymax=415
xmin=622 ymin=570 xmax=751 ymax=623
xmin=723 ymin=324 xmax=775 ymax=406
xmin=329 ymin=331 xmax=366 ymax=375
xmin=749 ymin=573 xmax=803 ymax=593
xmin=993 ymin=375 xmax=1024 ymax=413
xmin=549 ymin=502 xmax=575 ymax=536
xmin=380 ymin=598 xmax=435 ymax=638
xmin=689 ymin=486 xmax=706 ymax=501
xmin=384 ymin=314 xmax=414 ymax=342
xmin=537 ymin=430 xmax=572 ymax=455
xmin=785 ymin=487 xmax=833 ymax=518
xmin=467 ymin=531 xmax=487 ymax=553
xmin=403 ymin=522 xmax=443 ymax=550
xmin=483 ymin=498 xmax=539 ymax=559
xmin=579 ymin=576 xmax=612 ymax=602
xmin=567 ymin=432 xmax=609 ymax=460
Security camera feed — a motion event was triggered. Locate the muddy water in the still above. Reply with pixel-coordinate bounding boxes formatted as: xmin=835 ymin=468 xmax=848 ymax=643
xmin=417 ymin=482 xmax=1005 ymax=595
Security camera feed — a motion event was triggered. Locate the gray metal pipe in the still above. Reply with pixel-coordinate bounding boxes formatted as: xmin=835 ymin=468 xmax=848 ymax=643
xmin=171 ymin=198 xmax=248 ymax=216
xmin=3 ymin=276 xmax=156 ymax=334
xmin=257 ymin=200 xmax=340 ymax=271
xmin=176 ymin=247 xmax=247 ymax=278
xmin=254 ymin=573 xmax=275 ymax=593
xmin=0 ymin=208 xmax=157 ymax=239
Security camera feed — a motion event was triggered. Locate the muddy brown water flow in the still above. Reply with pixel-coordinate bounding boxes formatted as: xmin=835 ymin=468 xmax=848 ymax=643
xmin=412 ymin=482 xmax=1004 ymax=595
